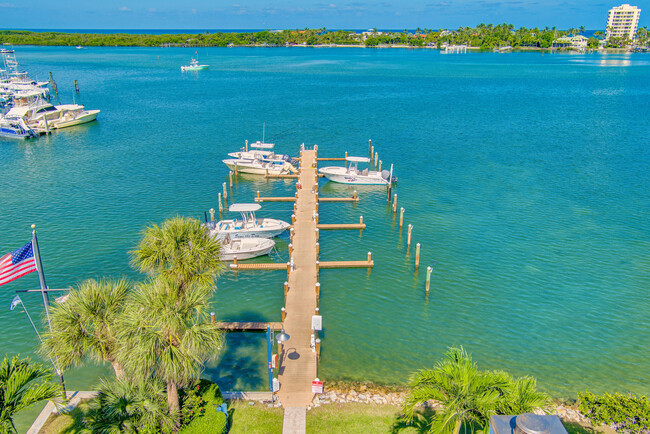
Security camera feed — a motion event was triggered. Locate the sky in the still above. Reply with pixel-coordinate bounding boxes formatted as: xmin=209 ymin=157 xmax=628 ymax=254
xmin=1 ymin=0 xmax=647 ymax=31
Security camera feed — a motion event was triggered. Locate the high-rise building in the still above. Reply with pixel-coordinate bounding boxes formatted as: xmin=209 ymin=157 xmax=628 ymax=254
xmin=606 ymin=4 xmax=642 ymax=41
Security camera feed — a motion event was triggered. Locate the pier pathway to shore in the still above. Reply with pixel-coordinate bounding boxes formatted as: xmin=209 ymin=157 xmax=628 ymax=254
xmin=229 ymin=146 xmax=374 ymax=433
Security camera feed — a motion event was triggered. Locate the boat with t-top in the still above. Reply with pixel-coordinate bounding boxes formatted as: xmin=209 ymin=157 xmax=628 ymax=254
xmin=207 ymin=203 xmax=290 ymax=240
xmin=181 ymin=58 xmax=209 ymax=71
xmin=319 ymin=156 xmax=396 ymax=185
xmin=219 ymin=235 xmax=276 ymax=261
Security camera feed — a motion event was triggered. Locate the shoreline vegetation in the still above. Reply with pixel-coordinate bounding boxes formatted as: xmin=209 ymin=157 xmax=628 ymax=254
xmin=1 ymin=25 xmax=648 ymax=51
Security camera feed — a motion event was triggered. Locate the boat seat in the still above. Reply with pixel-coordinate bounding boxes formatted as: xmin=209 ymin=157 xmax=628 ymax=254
xmin=361 ymin=168 xmax=369 ymax=176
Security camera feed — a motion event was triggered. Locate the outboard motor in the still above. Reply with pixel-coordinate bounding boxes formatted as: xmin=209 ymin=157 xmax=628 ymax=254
xmin=381 ymin=170 xmax=398 ymax=183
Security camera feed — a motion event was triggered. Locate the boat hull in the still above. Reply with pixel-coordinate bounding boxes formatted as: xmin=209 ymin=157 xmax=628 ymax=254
xmin=223 ymin=159 xmax=294 ymax=175
xmin=181 ymin=65 xmax=209 ymax=71
xmin=52 ymin=110 xmax=100 ymax=129
xmin=219 ymin=238 xmax=275 ymax=261
xmin=209 ymin=218 xmax=290 ymax=240
xmin=319 ymin=167 xmax=389 ymax=185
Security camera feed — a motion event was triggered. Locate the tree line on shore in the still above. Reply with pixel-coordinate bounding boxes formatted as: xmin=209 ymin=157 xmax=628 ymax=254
xmin=1 ymin=25 xmax=648 ymax=50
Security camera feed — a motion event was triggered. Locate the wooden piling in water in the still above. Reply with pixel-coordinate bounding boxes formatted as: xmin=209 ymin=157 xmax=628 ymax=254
xmin=369 ymin=139 xmax=372 ymax=159
xmin=245 ymin=139 xmax=248 ymax=152
xmin=210 ymin=312 xmax=215 ymax=323
xmin=407 ymin=224 xmax=413 ymax=249
xmin=281 ymin=307 xmax=286 ymax=321
xmin=74 ymin=80 xmax=79 ymax=93
xmin=229 ymin=171 xmax=233 ymax=190
xmin=218 ymin=193 xmax=223 ymax=214
xmin=315 ymin=338 xmax=321 ymax=360
xmin=415 ymin=243 xmax=421 ymax=269
xmin=426 ymin=266 xmax=432 ymax=293
xmin=378 ymin=160 xmax=382 ymax=172
xmin=284 ymin=281 xmax=289 ymax=297
xmin=222 ymin=182 xmax=227 ymax=202
xmin=209 ymin=208 xmax=215 ymax=222
xmin=400 ymin=207 xmax=404 ymax=229
xmin=393 ymin=194 xmax=397 ymax=213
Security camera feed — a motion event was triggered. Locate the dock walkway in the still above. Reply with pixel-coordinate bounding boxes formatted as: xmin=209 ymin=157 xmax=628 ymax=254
xmin=278 ymin=148 xmax=319 ymax=409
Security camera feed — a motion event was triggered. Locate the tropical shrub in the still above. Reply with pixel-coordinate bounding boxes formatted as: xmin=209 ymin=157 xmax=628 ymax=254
xmin=402 ymin=347 xmax=549 ymax=434
xmin=0 ymin=355 xmax=59 ymax=434
xmin=578 ymin=391 xmax=650 ymax=434
xmin=87 ymin=377 xmax=176 ymax=434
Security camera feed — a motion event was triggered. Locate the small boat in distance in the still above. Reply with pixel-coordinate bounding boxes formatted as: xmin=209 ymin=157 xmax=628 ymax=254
xmin=219 ymin=235 xmax=275 ymax=261
xmin=223 ymin=156 xmax=297 ymax=175
xmin=319 ymin=156 xmax=396 ymax=185
xmin=208 ymin=203 xmax=290 ymax=240
xmin=181 ymin=58 xmax=209 ymax=71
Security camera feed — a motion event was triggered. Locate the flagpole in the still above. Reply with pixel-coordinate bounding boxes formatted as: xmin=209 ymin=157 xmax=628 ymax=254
xmin=30 ymin=224 xmax=67 ymax=399
xmin=31 ymin=224 xmax=52 ymax=330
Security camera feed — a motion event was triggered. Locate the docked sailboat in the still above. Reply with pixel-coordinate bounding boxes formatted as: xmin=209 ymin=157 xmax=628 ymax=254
xmin=319 ymin=156 xmax=396 ymax=185
xmin=208 ymin=203 xmax=290 ymax=240
xmin=219 ymin=235 xmax=275 ymax=261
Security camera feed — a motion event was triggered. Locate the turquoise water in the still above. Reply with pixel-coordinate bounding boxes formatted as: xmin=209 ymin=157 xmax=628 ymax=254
xmin=2 ymin=47 xmax=649 ymax=428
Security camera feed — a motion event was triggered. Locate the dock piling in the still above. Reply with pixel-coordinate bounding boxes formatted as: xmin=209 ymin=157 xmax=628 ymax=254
xmin=218 ymin=193 xmax=223 ymax=214
xmin=284 ymin=281 xmax=289 ymax=297
xmin=74 ymin=79 xmax=79 ymax=93
xmin=415 ymin=243 xmax=421 ymax=270
xmin=315 ymin=339 xmax=321 ymax=359
xmin=374 ymin=152 xmax=378 ymax=169
xmin=367 ymin=251 xmax=372 ymax=262
xmin=209 ymin=208 xmax=215 ymax=222
xmin=400 ymin=207 xmax=405 ymax=229
xmin=407 ymin=224 xmax=413 ymax=249
xmin=229 ymin=171 xmax=233 ymax=190
xmin=288 ymin=243 xmax=293 ymax=256
xmin=426 ymin=266 xmax=432 ymax=293
xmin=281 ymin=307 xmax=286 ymax=321
xmin=315 ymin=242 xmax=319 ymax=258
xmin=222 ymin=182 xmax=227 ymax=202
xmin=393 ymin=194 xmax=398 ymax=213
xmin=210 ymin=312 xmax=215 ymax=323
xmin=378 ymin=160 xmax=382 ymax=172
xmin=368 ymin=139 xmax=372 ymax=159
xmin=245 ymin=139 xmax=248 ymax=152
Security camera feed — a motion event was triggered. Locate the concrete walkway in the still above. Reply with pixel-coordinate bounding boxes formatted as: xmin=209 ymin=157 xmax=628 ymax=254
xmin=282 ymin=407 xmax=307 ymax=434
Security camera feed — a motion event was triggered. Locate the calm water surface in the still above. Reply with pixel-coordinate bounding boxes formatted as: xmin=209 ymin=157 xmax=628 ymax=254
xmin=1 ymin=46 xmax=648 ymax=429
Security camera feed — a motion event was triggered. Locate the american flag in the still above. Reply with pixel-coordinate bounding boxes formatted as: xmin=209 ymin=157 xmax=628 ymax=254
xmin=0 ymin=241 xmax=37 ymax=287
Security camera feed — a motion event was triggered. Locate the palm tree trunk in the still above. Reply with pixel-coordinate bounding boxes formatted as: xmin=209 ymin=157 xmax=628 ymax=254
xmin=110 ymin=361 xmax=126 ymax=379
xmin=167 ymin=380 xmax=181 ymax=418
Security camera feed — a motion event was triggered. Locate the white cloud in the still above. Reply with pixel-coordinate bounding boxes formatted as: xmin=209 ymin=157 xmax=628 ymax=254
xmin=191 ymin=8 xmax=197 ymax=13
xmin=119 ymin=6 xmax=131 ymax=11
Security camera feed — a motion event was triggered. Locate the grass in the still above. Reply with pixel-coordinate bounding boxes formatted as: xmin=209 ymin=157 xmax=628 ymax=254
xmin=308 ymin=402 xmax=420 ymax=433
xmin=39 ymin=402 xmax=91 ymax=434
xmin=226 ymin=400 xmax=284 ymax=434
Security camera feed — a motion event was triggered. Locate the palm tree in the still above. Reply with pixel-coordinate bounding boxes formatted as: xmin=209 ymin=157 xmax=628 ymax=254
xmin=87 ymin=376 xmax=175 ymax=434
xmin=402 ymin=347 xmax=548 ymax=434
xmin=130 ymin=216 xmax=224 ymax=294
xmin=41 ymin=278 xmax=131 ymax=379
xmin=117 ymin=278 xmax=223 ymax=423
xmin=0 ymin=356 xmax=59 ymax=433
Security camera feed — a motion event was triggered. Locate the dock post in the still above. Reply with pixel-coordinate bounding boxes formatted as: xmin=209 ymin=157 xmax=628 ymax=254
xmin=257 ymin=190 xmax=260 ymax=200
xmin=209 ymin=208 xmax=215 ymax=222
xmin=426 ymin=266 xmax=432 ymax=293
xmin=288 ymin=243 xmax=293 ymax=256
xmin=353 ymin=190 xmax=357 ymax=201
xmin=315 ymin=282 xmax=320 ymax=303
xmin=315 ymin=242 xmax=319 ymax=258
xmin=245 ymin=139 xmax=248 ymax=152
xmin=74 ymin=79 xmax=79 ymax=93
xmin=286 ymin=262 xmax=291 ymax=279
xmin=281 ymin=307 xmax=286 ymax=321
xmin=316 ymin=261 xmax=320 ymax=280
xmin=367 ymin=251 xmax=372 ymax=262
xmin=291 ymin=214 xmax=296 ymax=224
xmin=210 ymin=312 xmax=215 ymax=323
xmin=284 ymin=281 xmax=289 ymax=297
xmin=374 ymin=152 xmax=378 ymax=169
xmin=407 ymin=224 xmax=413 ymax=249
xmin=222 ymin=182 xmax=227 ymax=202
xmin=315 ymin=213 xmax=319 ymax=224
xmin=234 ymin=162 xmax=238 ymax=175
xmin=360 ymin=215 xmax=363 ymax=225
xmin=290 ymin=228 xmax=295 ymax=243
xmin=218 ymin=193 xmax=223 ymax=214
xmin=371 ymin=145 xmax=374 ymax=162
xmin=415 ymin=243 xmax=421 ymax=270
xmin=315 ymin=228 xmax=319 ymax=242
xmin=315 ymin=338 xmax=321 ymax=360
xmin=393 ymin=194 xmax=398 ymax=213
xmin=400 ymin=207 xmax=405 ymax=229
xmin=378 ymin=160 xmax=382 ymax=172
xmin=345 ymin=151 xmax=348 ymax=159
xmin=229 ymin=171 xmax=233 ymax=190
xmin=233 ymin=257 xmax=237 ymax=267
xmin=368 ymin=139 xmax=372 ymax=159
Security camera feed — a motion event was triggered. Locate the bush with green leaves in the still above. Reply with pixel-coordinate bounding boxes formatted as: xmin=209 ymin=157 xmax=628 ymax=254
xmin=578 ymin=391 xmax=650 ymax=434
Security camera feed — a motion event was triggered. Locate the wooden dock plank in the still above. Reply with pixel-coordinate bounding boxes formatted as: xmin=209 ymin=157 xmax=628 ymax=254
xmin=316 ymin=157 xmax=346 ymax=161
xmin=317 ymin=197 xmax=359 ymax=202
xmin=214 ymin=321 xmax=282 ymax=331
xmin=319 ymin=260 xmax=374 ymax=269
xmin=254 ymin=197 xmax=297 ymax=202
xmin=317 ymin=223 xmax=366 ymax=230
xmin=229 ymin=263 xmax=286 ymax=270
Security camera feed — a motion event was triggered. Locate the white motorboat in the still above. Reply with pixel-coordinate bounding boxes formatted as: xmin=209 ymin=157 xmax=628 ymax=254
xmin=181 ymin=58 xmax=209 ymax=71
xmin=208 ymin=203 xmax=290 ymax=240
xmin=5 ymin=97 xmax=100 ymax=130
xmin=228 ymin=141 xmax=276 ymax=159
xmin=0 ymin=114 xmax=38 ymax=139
xmin=319 ymin=156 xmax=396 ymax=185
xmin=219 ymin=236 xmax=275 ymax=261
xmin=223 ymin=157 xmax=297 ymax=175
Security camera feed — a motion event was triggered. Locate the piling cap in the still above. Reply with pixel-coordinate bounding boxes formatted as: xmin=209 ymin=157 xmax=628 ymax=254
xmin=31 ymin=224 xmax=36 ymax=229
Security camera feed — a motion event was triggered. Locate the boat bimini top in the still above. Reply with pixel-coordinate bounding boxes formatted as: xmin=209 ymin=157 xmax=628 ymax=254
xmin=346 ymin=156 xmax=371 ymax=163
xmin=250 ymin=141 xmax=275 ymax=149
xmin=229 ymin=203 xmax=261 ymax=212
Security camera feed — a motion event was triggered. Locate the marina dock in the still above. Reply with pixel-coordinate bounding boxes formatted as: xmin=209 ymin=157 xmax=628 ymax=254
xmin=230 ymin=146 xmax=373 ymax=433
